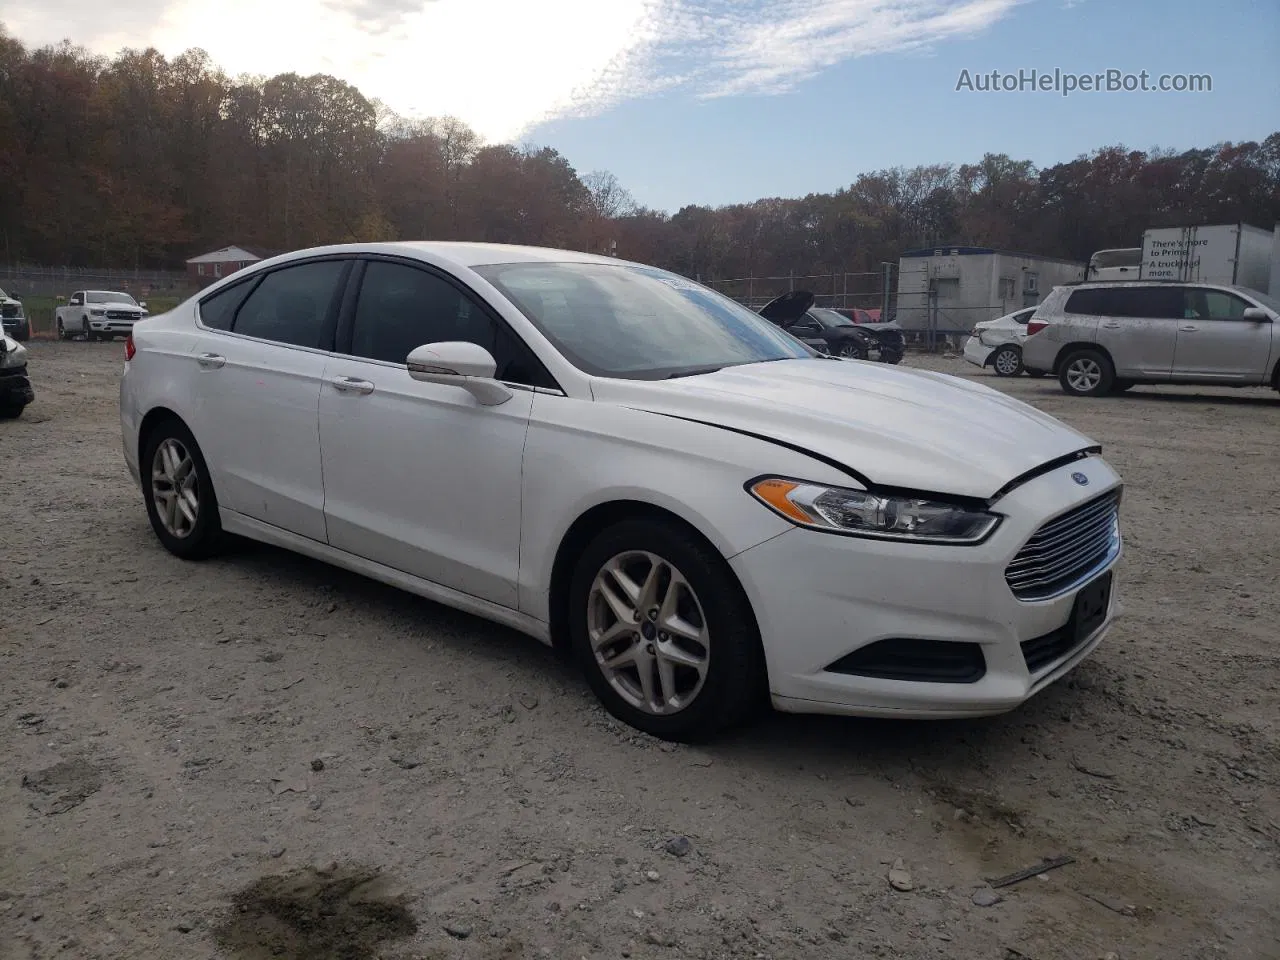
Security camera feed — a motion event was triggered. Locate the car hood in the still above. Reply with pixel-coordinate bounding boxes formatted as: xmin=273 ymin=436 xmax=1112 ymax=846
xmin=591 ymin=359 xmax=1097 ymax=499
xmin=93 ymin=302 xmax=144 ymax=312
xmin=758 ymin=290 xmax=815 ymax=324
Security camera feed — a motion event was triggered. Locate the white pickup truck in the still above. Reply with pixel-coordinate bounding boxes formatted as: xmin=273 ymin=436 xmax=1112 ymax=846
xmin=55 ymin=290 xmax=149 ymax=341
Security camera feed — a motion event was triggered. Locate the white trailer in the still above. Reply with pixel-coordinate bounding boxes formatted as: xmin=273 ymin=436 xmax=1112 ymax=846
xmin=1140 ymin=222 xmax=1272 ymax=293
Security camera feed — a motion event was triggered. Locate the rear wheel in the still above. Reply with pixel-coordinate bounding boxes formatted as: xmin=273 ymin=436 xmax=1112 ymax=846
xmin=141 ymin=418 xmax=223 ymax=560
xmin=1058 ymin=348 xmax=1115 ymax=397
xmin=56 ymin=317 xmax=67 ymax=340
xmin=991 ymin=344 xmax=1023 ymax=377
xmin=0 ymin=402 xmax=25 ymax=420
xmin=569 ymin=518 xmax=765 ymax=742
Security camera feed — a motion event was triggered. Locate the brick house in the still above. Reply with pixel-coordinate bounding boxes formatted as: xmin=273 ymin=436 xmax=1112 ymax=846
xmin=185 ymin=245 xmax=280 ymax=288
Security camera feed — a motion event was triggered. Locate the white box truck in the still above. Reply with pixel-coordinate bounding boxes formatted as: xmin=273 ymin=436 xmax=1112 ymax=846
xmin=1140 ymin=222 xmax=1273 ymax=292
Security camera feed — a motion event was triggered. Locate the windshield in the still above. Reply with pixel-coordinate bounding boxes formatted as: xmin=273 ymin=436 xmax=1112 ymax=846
xmin=86 ymin=291 xmax=137 ymax=305
xmin=1089 ymin=249 xmax=1141 ymax=269
xmin=473 ymin=261 xmax=810 ymax=378
xmin=0 ymin=288 xmax=8 ymax=299
xmin=809 ymin=308 xmax=853 ymax=328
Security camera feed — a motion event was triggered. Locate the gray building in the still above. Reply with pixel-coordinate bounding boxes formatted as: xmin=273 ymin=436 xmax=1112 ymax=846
xmin=895 ymin=246 xmax=1086 ymax=336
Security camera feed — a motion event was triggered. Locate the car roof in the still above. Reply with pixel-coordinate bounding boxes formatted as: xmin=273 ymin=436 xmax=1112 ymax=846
xmin=258 ymin=241 xmax=628 ymax=271
xmin=1060 ymin=279 xmax=1251 ymax=292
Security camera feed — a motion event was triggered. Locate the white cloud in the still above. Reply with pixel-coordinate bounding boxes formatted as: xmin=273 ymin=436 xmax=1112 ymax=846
xmin=2 ymin=0 xmax=1021 ymax=141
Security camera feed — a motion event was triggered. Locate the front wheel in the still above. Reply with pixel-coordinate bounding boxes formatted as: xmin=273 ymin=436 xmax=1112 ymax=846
xmin=569 ymin=518 xmax=765 ymax=742
xmin=991 ymin=344 xmax=1023 ymax=377
xmin=140 ymin=419 xmax=224 ymax=560
xmin=0 ymin=402 xmax=25 ymax=420
xmin=836 ymin=341 xmax=868 ymax=361
xmin=56 ymin=317 xmax=68 ymax=340
xmin=1058 ymin=348 xmax=1116 ymax=397
xmin=82 ymin=316 xmax=95 ymax=341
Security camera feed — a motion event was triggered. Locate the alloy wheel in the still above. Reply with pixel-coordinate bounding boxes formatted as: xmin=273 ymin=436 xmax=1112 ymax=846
xmin=1066 ymin=357 xmax=1102 ymax=392
xmin=151 ymin=438 xmax=200 ymax=538
xmin=587 ymin=550 xmax=710 ymax=716
xmin=838 ymin=343 xmax=864 ymax=359
xmin=994 ymin=347 xmax=1021 ymax=376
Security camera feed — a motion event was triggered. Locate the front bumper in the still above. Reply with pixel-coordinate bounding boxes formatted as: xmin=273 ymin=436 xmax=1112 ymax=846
xmin=0 ymin=367 xmax=35 ymax=407
xmin=88 ymin=319 xmax=137 ymax=335
xmin=962 ymin=336 xmax=993 ymax=368
xmin=730 ymin=457 xmax=1123 ymax=718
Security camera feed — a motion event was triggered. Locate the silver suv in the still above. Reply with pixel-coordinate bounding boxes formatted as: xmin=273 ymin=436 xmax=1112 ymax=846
xmin=1021 ymin=281 xmax=1280 ymax=397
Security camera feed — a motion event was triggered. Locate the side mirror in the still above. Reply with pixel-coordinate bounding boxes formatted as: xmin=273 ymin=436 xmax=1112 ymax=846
xmin=406 ymin=341 xmax=512 ymax=406
xmin=70 ymin=297 xmax=82 ymax=306
xmin=138 ymin=301 xmax=148 ymax=309
xmin=1242 ymin=307 xmax=1270 ymax=322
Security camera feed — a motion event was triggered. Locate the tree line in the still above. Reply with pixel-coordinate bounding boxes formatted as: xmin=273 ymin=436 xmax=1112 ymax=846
xmin=2 ymin=25 xmax=1277 ymax=282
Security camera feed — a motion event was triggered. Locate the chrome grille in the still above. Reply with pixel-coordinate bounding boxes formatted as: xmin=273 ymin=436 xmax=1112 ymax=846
xmin=106 ymin=310 xmax=138 ymax=321
xmin=0 ymin=303 xmax=18 ymax=318
xmin=1005 ymin=490 xmax=1120 ymax=601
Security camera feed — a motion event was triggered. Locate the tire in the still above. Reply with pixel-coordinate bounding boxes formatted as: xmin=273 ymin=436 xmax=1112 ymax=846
xmin=1113 ymin=380 xmax=1135 ymax=393
xmin=13 ymin=324 xmax=28 ymax=342
xmin=56 ymin=317 xmax=67 ymax=341
xmin=140 ymin=418 xmax=224 ymax=560
xmin=568 ymin=517 xmax=766 ymax=742
xmin=0 ymin=402 xmax=25 ymax=420
xmin=880 ymin=348 xmax=903 ymax=365
xmin=82 ymin=316 xmax=95 ymax=341
xmin=1058 ymin=348 xmax=1115 ymax=397
xmin=836 ymin=341 xmax=868 ymax=361
xmin=991 ymin=344 xmax=1023 ymax=378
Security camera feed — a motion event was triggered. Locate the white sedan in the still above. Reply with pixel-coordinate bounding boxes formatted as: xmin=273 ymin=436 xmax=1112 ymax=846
xmin=120 ymin=243 xmax=1124 ymax=741
xmin=962 ymin=306 xmax=1048 ymax=378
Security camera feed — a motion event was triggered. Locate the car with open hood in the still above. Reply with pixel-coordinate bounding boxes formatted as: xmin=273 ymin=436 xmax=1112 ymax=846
xmin=759 ymin=291 xmax=904 ymax=363
xmin=120 ymin=242 xmax=1124 ymax=741
xmin=0 ymin=332 xmax=35 ymax=418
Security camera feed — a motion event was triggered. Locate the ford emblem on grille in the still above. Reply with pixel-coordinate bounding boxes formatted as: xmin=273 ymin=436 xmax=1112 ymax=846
xmin=1071 ymin=472 xmax=1089 ymax=486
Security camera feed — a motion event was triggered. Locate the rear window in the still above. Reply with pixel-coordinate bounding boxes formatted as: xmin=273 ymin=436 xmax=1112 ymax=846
xmin=1065 ymin=286 xmax=1183 ymax=318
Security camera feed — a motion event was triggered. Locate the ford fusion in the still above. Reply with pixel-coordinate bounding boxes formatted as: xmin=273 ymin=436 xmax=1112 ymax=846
xmin=119 ymin=242 xmax=1123 ymax=740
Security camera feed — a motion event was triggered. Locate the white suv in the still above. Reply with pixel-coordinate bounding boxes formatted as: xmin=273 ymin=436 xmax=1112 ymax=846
xmin=1021 ymin=281 xmax=1280 ymax=397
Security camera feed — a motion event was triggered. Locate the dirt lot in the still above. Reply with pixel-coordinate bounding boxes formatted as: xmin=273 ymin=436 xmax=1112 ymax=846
xmin=2 ymin=340 xmax=1278 ymax=960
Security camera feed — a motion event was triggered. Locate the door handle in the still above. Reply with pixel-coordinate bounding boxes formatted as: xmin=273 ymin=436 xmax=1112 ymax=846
xmin=196 ymin=353 xmax=225 ymax=369
xmin=329 ymin=376 xmax=375 ymax=395
xmin=1102 ymin=322 xmax=1121 ymax=329
xmin=1179 ymin=325 xmax=1198 ymax=332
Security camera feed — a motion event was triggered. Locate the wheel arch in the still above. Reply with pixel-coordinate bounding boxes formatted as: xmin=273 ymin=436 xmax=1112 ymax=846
xmin=547 ymin=499 xmax=758 ymax=656
xmin=1053 ymin=341 xmax=1114 ymax=375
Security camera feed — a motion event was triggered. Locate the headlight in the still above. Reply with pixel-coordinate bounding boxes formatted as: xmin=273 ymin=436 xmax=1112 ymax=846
xmin=90 ymin=308 xmax=106 ymax=315
xmin=0 ymin=340 xmax=26 ymax=368
xmin=748 ymin=477 xmax=1001 ymax=544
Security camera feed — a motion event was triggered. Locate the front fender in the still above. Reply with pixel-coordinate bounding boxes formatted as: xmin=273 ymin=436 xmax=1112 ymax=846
xmin=516 ymin=393 xmax=854 ymax=620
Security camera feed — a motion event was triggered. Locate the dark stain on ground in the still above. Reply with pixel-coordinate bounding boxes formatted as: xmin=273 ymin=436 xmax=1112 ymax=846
xmin=213 ymin=863 xmax=418 ymax=960
xmin=21 ymin=759 xmax=105 ymax=815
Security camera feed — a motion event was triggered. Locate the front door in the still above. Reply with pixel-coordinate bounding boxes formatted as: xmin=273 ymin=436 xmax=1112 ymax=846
xmin=318 ymin=257 xmax=556 ymax=608
xmin=186 ymin=258 xmax=351 ymax=543
xmin=1172 ymin=288 xmax=1275 ymax=381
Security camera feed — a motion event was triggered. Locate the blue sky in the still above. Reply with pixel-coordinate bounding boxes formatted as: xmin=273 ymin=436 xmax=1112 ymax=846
xmin=529 ymin=0 xmax=1279 ymax=212
xmin=8 ymin=0 xmax=1277 ymax=213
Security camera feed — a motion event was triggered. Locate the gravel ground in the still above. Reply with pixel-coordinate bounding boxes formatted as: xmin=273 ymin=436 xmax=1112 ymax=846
xmin=2 ymin=340 xmax=1278 ymax=960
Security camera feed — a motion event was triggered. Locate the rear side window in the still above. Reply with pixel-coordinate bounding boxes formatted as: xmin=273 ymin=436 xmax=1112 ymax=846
xmin=1066 ymin=286 xmax=1182 ymax=318
xmin=232 ymin=260 xmax=348 ymax=348
xmin=198 ymin=280 xmax=256 ymax=331
xmin=1187 ymin=289 xmax=1252 ymax=321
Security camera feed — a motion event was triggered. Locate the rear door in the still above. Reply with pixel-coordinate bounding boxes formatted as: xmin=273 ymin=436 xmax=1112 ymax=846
xmin=187 ymin=257 xmax=351 ymax=543
xmin=1089 ymin=286 xmax=1182 ymax=379
xmin=1171 ymin=288 xmax=1274 ymax=382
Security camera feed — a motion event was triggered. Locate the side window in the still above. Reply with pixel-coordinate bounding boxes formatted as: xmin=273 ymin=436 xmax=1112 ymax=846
xmin=233 ymin=260 xmax=347 ymax=348
xmin=1188 ymin=289 xmax=1251 ymax=321
xmin=1014 ymin=309 xmax=1034 ymax=325
xmin=1127 ymin=287 xmax=1183 ymax=318
xmin=198 ymin=279 xmax=256 ymax=331
xmin=349 ymin=260 xmax=556 ymax=388
xmin=1064 ymin=288 xmax=1106 ymax=315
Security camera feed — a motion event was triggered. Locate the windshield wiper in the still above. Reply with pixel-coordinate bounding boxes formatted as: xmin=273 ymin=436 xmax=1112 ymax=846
xmin=665 ymin=364 xmax=725 ymax=379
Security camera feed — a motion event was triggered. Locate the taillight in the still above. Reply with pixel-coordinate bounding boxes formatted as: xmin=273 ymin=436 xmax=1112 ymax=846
xmin=124 ymin=333 xmax=136 ymax=361
xmin=1026 ymin=320 xmax=1048 ymax=336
